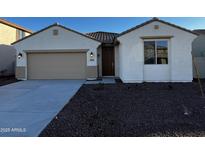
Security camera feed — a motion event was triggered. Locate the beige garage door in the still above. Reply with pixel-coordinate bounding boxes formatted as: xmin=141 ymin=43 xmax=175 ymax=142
xmin=27 ymin=52 xmax=86 ymax=79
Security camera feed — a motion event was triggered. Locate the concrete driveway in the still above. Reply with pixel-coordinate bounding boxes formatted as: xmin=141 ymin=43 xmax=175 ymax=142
xmin=0 ymin=80 xmax=84 ymax=137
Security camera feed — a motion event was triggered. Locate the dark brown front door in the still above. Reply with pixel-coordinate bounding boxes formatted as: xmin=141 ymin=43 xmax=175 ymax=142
xmin=102 ymin=46 xmax=115 ymax=76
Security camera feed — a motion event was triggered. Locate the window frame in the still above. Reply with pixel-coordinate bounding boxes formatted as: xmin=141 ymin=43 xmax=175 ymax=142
xmin=144 ymin=39 xmax=169 ymax=65
xmin=17 ymin=29 xmax=25 ymax=40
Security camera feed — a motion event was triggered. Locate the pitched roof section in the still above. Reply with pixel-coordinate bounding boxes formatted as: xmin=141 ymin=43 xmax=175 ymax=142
xmin=11 ymin=18 xmax=198 ymax=45
xmin=118 ymin=17 xmax=198 ymax=37
xmin=12 ymin=23 xmax=101 ymax=45
xmin=0 ymin=18 xmax=32 ymax=33
xmin=193 ymin=29 xmax=205 ymax=35
xmin=86 ymin=31 xmax=119 ymax=43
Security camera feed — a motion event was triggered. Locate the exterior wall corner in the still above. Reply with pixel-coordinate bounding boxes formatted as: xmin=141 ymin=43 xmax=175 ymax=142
xmin=86 ymin=66 xmax=98 ymax=79
xmin=15 ymin=66 xmax=26 ymax=80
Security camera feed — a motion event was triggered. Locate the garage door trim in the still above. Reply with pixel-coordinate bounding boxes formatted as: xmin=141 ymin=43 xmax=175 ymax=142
xmin=24 ymin=49 xmax=89 ymax=53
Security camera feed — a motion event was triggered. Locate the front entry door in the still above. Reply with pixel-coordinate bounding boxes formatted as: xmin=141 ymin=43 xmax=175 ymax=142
xmin=102 ymin=46 xmax=115 ymax=76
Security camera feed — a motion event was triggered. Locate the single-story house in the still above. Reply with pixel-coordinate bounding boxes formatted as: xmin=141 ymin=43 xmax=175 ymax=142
xmin=192 ymin=29 xmax=205 ymax=79
xmin=12 ymin=18 xmax=198 ymax=82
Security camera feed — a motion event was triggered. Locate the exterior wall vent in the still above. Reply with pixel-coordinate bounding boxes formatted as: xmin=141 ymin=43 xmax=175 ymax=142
xmin=154 ymin=25 xmax=159 ymax=30
xmin=53 ymin=29 xmax=59 ymax=36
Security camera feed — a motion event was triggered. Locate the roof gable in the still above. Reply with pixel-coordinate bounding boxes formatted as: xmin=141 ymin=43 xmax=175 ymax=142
xmin=12 ymin=23 xmax=101 ymax=45
xmin=118 ymin=18 xmax=198 ymax=38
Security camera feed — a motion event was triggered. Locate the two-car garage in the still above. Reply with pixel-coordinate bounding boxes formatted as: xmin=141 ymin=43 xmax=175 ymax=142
xmin=13 ymin=24 xmax=101 ymax=80
xmin=27 ymin=52 xmax=86 ymax=79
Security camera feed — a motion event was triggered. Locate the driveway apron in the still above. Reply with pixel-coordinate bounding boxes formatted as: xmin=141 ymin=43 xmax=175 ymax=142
xmin=0 ymin=80 xmax=84 ymax=137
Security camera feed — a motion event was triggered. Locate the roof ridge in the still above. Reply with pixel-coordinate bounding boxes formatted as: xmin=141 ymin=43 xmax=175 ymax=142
xmin=86 ymin=31 xmax=119 ymax=34
xmin=86 ymin=31 xmax=119 ymax=43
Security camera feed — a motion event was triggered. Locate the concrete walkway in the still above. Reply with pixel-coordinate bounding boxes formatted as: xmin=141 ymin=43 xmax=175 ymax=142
xmin=85 ymin=78 xmax=116 ymax=84
xmin=0 ymin=80 xmax=84 ymax=137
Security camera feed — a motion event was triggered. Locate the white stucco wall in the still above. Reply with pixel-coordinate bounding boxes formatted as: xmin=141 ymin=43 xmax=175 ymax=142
xmin=117 ymin=21 xmax=197 ymax=83
xmin=14 ymin=25 xmax=101 ymax=68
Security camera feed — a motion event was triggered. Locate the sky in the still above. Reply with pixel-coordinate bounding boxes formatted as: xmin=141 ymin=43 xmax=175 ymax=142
xmin=3 ymin=17 xmax=205 ymax=33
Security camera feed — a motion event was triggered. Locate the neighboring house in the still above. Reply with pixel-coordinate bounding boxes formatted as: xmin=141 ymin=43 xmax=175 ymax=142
xmin=12 ymin=18 xmax=197 ymax=82
xmin=0 ymin=18 xmax=32 ymax=76
xmin=0 ymin=18 xmax=32 ymax=45
xmin=192 ymin=29 xmax=205 ymax=78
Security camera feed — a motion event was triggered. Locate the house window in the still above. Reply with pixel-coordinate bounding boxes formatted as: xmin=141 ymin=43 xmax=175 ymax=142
xmin=17 ymin=29 xmax=25 ymax=40
xmin=144 ymin=40 xmax=168 ymax=64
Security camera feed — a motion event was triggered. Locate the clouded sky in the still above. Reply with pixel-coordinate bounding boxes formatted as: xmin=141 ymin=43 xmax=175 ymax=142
xmin=3 ymin=17 xmax=205 ymax=33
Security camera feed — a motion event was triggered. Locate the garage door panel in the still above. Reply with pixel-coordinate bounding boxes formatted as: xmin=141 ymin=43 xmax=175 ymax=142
xmin=27 ymin=52 xmax=86 ymax=79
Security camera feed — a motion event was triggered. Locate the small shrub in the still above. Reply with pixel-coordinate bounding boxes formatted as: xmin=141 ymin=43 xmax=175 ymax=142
xmin=93 ymin=83 xmax=104 ymax=91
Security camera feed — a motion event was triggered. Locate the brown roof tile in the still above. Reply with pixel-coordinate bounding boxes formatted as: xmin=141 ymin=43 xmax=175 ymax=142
xmin=86 ymin=31 xmax=119 ymax=43
xmin=193 ymin=29 xmax=205 ymax=35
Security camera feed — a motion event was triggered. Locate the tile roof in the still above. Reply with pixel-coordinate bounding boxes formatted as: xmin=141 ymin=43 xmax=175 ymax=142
xmin=86 ymin=31 xmax=119 ymax=43
xmin=0 ymin=18 xmax=32 ymax=33
xmin=193 ymin=29 xmax=205 ymax=35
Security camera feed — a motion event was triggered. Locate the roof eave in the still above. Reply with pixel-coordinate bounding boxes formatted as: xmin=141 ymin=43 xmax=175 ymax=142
xmin=0 ymin=18 xmax=32 ymax=33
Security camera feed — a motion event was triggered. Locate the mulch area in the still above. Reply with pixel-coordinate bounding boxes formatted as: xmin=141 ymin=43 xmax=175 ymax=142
xmin=40 ymin=80 xmax=205 ymax=137
xmin=0 ymin=76 xmax=18 ymax=86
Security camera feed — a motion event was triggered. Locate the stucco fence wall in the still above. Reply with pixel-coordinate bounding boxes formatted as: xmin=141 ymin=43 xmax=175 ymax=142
xmin=0 ymin=45 xmax=16 ymax=76
xmin=193 ymin=57 xmax=205 ymax=79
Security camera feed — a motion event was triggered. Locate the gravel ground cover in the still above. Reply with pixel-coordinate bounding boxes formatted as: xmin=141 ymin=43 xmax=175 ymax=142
xmin=0 ymin=76 xmax=18 ymax=86
xmin=40 ymin=80 xmax=205 ymax=137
